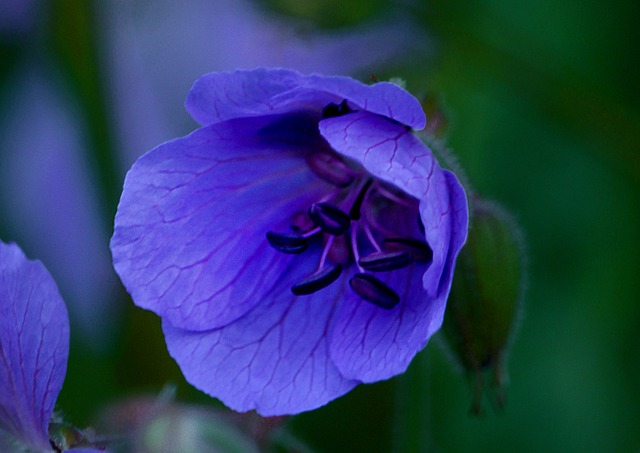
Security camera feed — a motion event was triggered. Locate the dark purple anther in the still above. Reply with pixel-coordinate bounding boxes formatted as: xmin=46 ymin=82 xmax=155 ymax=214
xmin=309 ymin=203 xmax=351 ymax=236
xmin=359 ymin=251 xmax=414 ymax=272
xmin=291 ymin=263 xmax=343 ymax=295
xmin=266 ymin=231 xmax=308 ymax=254
xmin=383 ymin=237 xmax=433 ymax=261
xmin=349 ymin=273 xmax=400 ymax=309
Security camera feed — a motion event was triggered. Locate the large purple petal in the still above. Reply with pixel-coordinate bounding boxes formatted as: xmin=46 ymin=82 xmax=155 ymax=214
xmin=185 ymin=69 xmax=305 ymax=126
xmin=320 ymin=114 xmax=469 ymax=381
xmin=320 ymin=111 xmax=457 ymax=297
xmin=0 ymin=242 xmax=69 ymax=451
xmin=162 ymin=252 xmax=358 ymax=416
xmin=329 ymin=175 xmax=468 ymax=381
xmin=185 ymin=69 xmax=425 ymax=129
xmin=302 ymin=74 xmax=426 ymax=129
xmin=111 ymin=113 xmax=333 ymax=331
xmin=329 ymin=264 xmax=443 ymax=382
xmin=438 ymin=170 xmax=470 ymax=296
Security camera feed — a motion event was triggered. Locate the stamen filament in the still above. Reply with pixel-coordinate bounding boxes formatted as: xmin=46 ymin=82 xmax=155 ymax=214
xmin=364 ymin=223 xmax=382 ymax=252
xmin=318 ymin=235 xmax=335 ymax=270
xmin=301 ymin=226 xmax=322 ymax=238
xmin=350 ymin=223 xmax=365 ymax=273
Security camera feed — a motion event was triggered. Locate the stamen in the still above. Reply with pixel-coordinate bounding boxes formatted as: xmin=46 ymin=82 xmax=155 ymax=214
xmin=318 ymin=235 xmax=335 ymax=270
xmin=350 ymin=223 xmax=364 ymax=272
xmin=266 ymin=232 xmax=308 ymax=254
xmin=291 ymin=263 xmax=343 ymax=295
xmin=349 ymin=273 xmax=400 ymax=309
xmin=306 ymin=151 xmax=354 ymax=187
xmin=309 ymin=203 xmax=351 ymax=236
xmin=359 ymin=251 xmax=414 ymax=272
xmin=349 ymin=179 xmax=373 ymax=220
xmin=383 ymin=237 xmax=433 ymax=261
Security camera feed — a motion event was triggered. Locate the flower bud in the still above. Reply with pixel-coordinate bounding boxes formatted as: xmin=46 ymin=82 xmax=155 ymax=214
xmin=441 ymin=198 xmax=525 ymax=415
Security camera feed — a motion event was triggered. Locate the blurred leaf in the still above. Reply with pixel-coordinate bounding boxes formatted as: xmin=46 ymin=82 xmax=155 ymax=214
xmin=289 ymin=380 xmax=395 ymax=452
xmin=48 ymin=0 xmax=122 ymax=221
xmin=392 ymin=351 xmax=433 ymax=452
xmin=422 ymin=0 xmax=640 ymax=185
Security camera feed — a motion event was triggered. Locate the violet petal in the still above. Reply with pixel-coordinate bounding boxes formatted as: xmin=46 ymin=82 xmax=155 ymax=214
xmin=186 ymin=68 xmax=425 ymax=129
xmin=111 ymin=114 xmax=332 ymax=331
xmin=321 ymin=114 xmax=469 ymax=381
xmin=0 ymin=242 xmax=69 ymax=451
xmin=320 ymin=111 xmax=460 ymax=297
xmin=330 ymin=262 xmax=437 ymax=381
xmin=162 ymin=255 xmax=358 ymax=415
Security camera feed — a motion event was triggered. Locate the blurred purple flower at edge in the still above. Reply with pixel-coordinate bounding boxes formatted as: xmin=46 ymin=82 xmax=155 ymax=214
xmin=0 ymin=0 xmax=40 ymax=36
xmin=0 ymin=68 xmax=120 ymax=352
xmin=103 ymin=0 xmax=428 ymax=168
xmin=110 ymin=68 xmax=469 ymax=415
xmin=0 ymin=242 xmax=105 ymax=452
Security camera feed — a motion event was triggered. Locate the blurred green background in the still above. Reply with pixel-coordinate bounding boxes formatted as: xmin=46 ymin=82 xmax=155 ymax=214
xmin=1 ymin=0 xmax=638 ymax=451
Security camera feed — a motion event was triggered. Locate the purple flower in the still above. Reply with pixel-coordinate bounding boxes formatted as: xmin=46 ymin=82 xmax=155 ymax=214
xmin=0 ymin=0 xmax=41 ymax=36
xmin=111 ymin=68 xmax=469 ymax=415
xmin=103 ymin=0 xmax=428 ymax=168
xmin=0 ymin=241 xmax=104 ymax=452
xmin=0 ymin=68 xmax=121 ymax=351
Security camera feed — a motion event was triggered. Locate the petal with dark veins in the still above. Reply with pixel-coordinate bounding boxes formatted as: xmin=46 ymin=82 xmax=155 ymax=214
xmin=186 ymin=69 xmax=425 ymax=129
xmin=329 ymin=173 xmax=467 ymax=381
xmin=0 ymin=242 xmax=69 ymax=451
xmin=111 ymin=113 xmax=333 ymax=331
xmin=320 ymin=111 xmax=460 ymax=297
xmin=163 ymin=255 xmax=358 ymax=415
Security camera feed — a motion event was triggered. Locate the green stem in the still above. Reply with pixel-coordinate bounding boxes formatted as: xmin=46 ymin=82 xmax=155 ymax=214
xmin=392 ymin=350 xmax=433 ymax=453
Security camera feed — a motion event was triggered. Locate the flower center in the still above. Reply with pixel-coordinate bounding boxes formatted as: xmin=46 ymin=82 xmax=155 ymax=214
xmin=266 ymin=146 xmax=433 ymax=310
